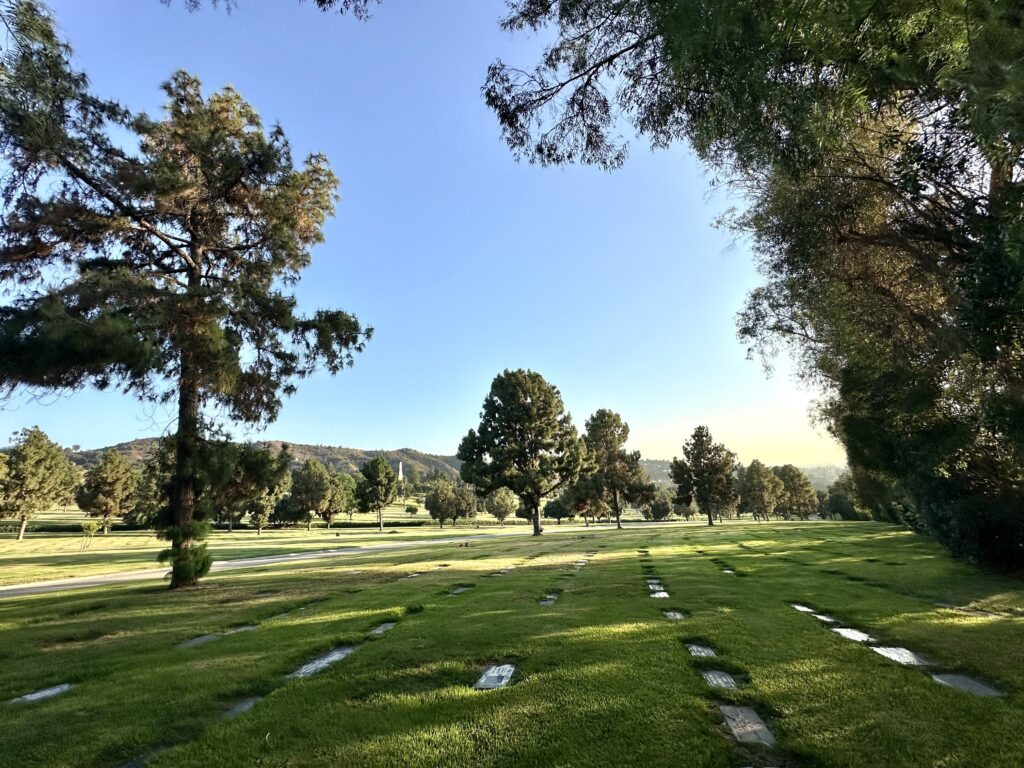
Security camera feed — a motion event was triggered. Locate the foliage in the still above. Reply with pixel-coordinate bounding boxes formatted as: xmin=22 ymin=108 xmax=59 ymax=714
xmin=75 ymin=449 xmax=138 ymax=533
xmin=641 ymin=486 xmax=675 ymax=521
xmin=458 ymin=369 xmax=585 ymax=536
xmin=0 ymin=2 xmax=369 ymax=585
xmin=355 ymin=456 xmax=397 ymax=531
xmin=771 ymin=465 xmax=818 ymax=520
xmin=541 ymin=495 xmax=574 ymax=524
xmin=0 ymin=427 xmax=76 ymax=539
xmin=579 ymin=409 xmax=655 ymax=529
xmin=737 ymin=460 xmax=783 ymax=521
xmin=483 ymin=486 xmax=518 ymax=525
xmin=424 ymin=477 xmax=477 ymax=527
xmin=286 ymin=459 xmax=333 ymax=530
xmin=670 ymin=426 xmax=737 ymax=525
xmin=325 ymin=470 xmax=357 ymax=526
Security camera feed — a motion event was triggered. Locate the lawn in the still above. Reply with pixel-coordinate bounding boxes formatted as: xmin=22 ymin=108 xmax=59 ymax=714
xmin=1 ymin=520 xmax=1021 ymax=767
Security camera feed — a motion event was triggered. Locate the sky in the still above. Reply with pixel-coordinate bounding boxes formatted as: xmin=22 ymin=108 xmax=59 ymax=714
xmin=0 ymin=0 xmax=846 ymax=466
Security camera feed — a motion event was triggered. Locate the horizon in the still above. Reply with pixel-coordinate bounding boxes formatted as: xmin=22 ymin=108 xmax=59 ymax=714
xmin=0 ymin=0 xmax=847 ymax=468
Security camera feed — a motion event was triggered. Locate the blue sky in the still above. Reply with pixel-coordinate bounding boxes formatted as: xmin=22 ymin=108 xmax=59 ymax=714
xmin=0 ymin=0 xmax=845 ymax=465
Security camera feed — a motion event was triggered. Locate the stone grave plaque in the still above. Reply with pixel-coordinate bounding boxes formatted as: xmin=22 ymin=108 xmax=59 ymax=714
xmin=791 ymin=604 xmax=815 ymax=613
xmin=831 ymin=627 xmax=874 ymax=643
xmin=812 ymin=614 xmax=837 ymax=624
xmin=702 ymin=670 xmax=738 ymax=689
xmin=178 ymin=634 xmax=220 ymax=649
xmin=288 ymin=646 xmax=357 ymax=678
xmin=663 ymin=610 xmax=685 ymax=621
xmin=648 ymin=583 xmax=664 ymax=591
xmin=722 ymin=569 xmax=735 ymax=574
xmin=872 ymin=646 xmax=930 ymax=666
xmin=224 ymin=625 xmax=256 ymax=636
xmin=720 ymin=706 xmax=775 ymax=746
xmin=10 ymin=683 xmax=73 ymax=704
xmin=686 ymin=644 xmax=716 ymax=657
xmin=223 ymin=696 xmax=261 ymax=719
xmin=369 ymin=622 xmax=396 ymax=636
xmin=449 ymin=587 xmax=471 ymax=596
xmin=474 ymin=664 xmax=515 ymax=690
xmin=651 ymin=590 xmax=670 ymax=599
xmin=539 ymin=594 xmax=558 ymax=606
xmin=931 ymin=674 xmax=1002 ymax=697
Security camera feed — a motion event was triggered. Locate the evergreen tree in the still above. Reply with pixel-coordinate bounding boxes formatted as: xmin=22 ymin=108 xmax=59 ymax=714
xmin=772 ymin=465 xmax=818 ymax=520
xmin=288 ymin=459 xmax=333 ymax=530
xmin=1 ymin=427 xmax=74 ymax=540
xmin=458 ymin=369 xmax=585 ymax=536
xmin=0 ymin=3 xmax=369 ymax=586
xmin=740 ymin=460 xmax=784 ymax=522
xmin=581 ymin=409 xmax=655 ymax=529
xmin=355 ymin=456 xmax=397 ymax=531
xmin=670 ymin=426 xmax=737 ymax=526
xmin=483 ymin=486 xmax=518 ymax=526
xmin=76 ymin=449 xmax=138 ymax=533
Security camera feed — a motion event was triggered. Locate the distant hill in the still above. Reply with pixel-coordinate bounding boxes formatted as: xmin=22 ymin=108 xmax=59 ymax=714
xmin=641 ymin=459 xmax=844 ymax=492
xmin=68 ymin=438 xmax=461 ymax=479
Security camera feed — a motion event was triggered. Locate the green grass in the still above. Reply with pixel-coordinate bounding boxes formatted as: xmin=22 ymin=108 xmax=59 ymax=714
xmin=1 ymin=521 xmax=1022 ymax=767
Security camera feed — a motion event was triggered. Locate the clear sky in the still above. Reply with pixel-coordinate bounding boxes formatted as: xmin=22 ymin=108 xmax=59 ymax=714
xmin=0 ymin=0 xmax=846 ymax=466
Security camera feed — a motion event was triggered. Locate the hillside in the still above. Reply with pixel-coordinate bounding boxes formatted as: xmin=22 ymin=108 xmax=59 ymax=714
xmin=641 ymin=459 xmax=843 ymax=492
xmin=68 ymin=439 xmax=461 ymax=479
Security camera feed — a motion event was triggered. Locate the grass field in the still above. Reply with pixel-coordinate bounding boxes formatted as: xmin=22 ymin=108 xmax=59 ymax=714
xmin=1 ymin=520 xmax=1022 ymax=767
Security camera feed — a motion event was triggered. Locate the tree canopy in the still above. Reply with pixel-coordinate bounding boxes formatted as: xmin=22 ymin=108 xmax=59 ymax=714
xmin=580 ymin=409 xmax=654 ymax=529
xmin=76 ymin=449 xmax=138 ymax=533
xmin=355 ymin=456 xmax=397 ymax=531
xmin=670 ymin=426 xmax=737 ymax=526
xmin=1 ymin=427 xmax=77 ymax=540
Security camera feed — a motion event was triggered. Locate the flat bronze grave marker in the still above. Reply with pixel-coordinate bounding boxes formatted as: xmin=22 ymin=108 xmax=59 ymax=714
xmin=10 ymin=683 xmax=73 ymax=704
xmin=223 ymin=697 xmax=261 ymax=719
xmin=931 ymin=673 xmax=1002 ymax=697
xmin=686 ymin=644 xmax=716 ymax=657
xmin=288 ymin=646 xmax=357 ymax=678
xmin=720 ymin=705 xmax=776 ymax=746
xmin=831 ymin=627 xmax=874 ymax=643
xmin=872 ymin=646 xmax=930 ymax=666
xmin=702 ymin=670 xmax=738 ymax=689
xmin=474 ymin=664 xmax=515 ymax=690
xmin=369 ymin=622 xmax=396 ymax=636
xmin=663 ymin=610 xmax=685 ymax=621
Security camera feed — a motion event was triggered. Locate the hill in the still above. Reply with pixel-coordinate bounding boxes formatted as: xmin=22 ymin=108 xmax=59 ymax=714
xmin=68 ymin=438 xmax=461 ymax=480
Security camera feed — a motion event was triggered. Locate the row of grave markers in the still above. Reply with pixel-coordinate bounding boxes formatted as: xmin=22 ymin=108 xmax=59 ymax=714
xmin=790 ymin=603 xmax=1003 ymax=697
xmin=640 ymin=547 xmax=779 ymax=758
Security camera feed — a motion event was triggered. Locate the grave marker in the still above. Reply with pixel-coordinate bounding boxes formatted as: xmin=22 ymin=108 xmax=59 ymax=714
xmin=539 ymin=594 xmax=559 ymax=606
xmin=474 ymin=664 xmax=515 ymax=690
xmin=686 ymin=644 xmax=716 ymax=657
xmin=288 ymin=646 xmax=357 ymax=678
xmin=791 ymin=604 xmax=815 ymax=613
xmin=449 ymin=587 xmax=471 ymax=596
xmin=651 ymin=591 xmax=670 ymax=599
xmin=702 ymin=670 xmax=738 ymax=689
xmin=223 ymin=697 xmax=261 ymax=719
xmin=720 ymin=705 xmax=776 ymax=746
xmin=663 ymin=610 xmax=685 ymax=621
xmin=10 ymin=683 xmax=73 ymax=704
xmin=931 ymin=674 xmax=1002 ymax=697
xmin=871 ymin=647 xmax=930 ymax=666
xmin=831 ymin=627 xmax=874 ymax=643
xmin=369 ymin=622 xmax=396 ymax=636
xmin=224 ymin=625 xmax=256 ymax=636
xmin=812 ymin=614 xmax=837 ymax=624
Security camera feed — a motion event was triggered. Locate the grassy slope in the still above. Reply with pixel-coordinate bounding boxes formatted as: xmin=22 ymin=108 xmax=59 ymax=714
xmin=0 ymin=521 xmax=1021 ymax=767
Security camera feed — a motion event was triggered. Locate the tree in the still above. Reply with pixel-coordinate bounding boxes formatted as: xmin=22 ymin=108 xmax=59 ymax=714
xmin=483 ymin=486 xmax=518 ymax=525
xmin=424 ymin=476 xmax=455 ymax=528
xmin=1 ymin=427 xmax=74 ymax=540
xmin=542 ymin=495 xmax=574 ymax=525
xmin=326 ymin=471 xmax=357 ymax=526
xmin=771 ymin=465 xmax=818 ymax=520
xmin=248 ymin=465 xmax=291 ymax=535
xmin=563 ymin=476 xmax=611 ymax=527
xmin=129 ymin=439 xmax=175 ymax=527
xmin=355 ymin=456 xmax=397 ymax=531
xmin=76 ymin=449 xmax=138 ymax=533
xmin=0 ymin=3 xmax=369 ymax=586
xmin=739 ymin=460 xmax=784 ymax=522
xmin=202 ymin=443 xmax=292 ymax=532
xmin=289 ymin=459 xmax=333 ymax=530
xmin=458 ymin=369 xmax=585 ymax=536
xmin=405 ymin=464 xmax=421 ymax=490
xmin=642 ymin=487 xmax=675 ymax=522
xmin=670 ymin=427 xmax=737 ymax=526
xmin=55 ymin=459 xmax=82 ymax=513
xmin=581 ymin=409 xmax=655 ymax=529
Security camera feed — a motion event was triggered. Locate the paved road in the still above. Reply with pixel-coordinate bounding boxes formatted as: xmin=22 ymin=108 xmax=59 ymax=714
xmin=0 ymin=524 xmax=621 ymax=599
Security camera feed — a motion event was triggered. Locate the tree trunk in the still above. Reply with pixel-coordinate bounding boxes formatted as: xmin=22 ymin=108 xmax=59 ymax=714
xmin=170 ymin=356 xmax=201 ymax=589
xmin=227 ymin=519 xmax=233 ymax=533
xmin=103 ymin=522 xmax=110 ymax=535
xmin=257 ymin=526 xmax=262 ymax=536
xmin=378 ymin=507 xmax=383 ymax=532
xmin=531 ymin=504 xmax=542 ymax=536
xmin=307 ymin=517 xmax=312 ymax=531
xmin=17 ymin=515 xmax=28 ymax=541
xmin=706 ymin=509 xmax=714 ymax=526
